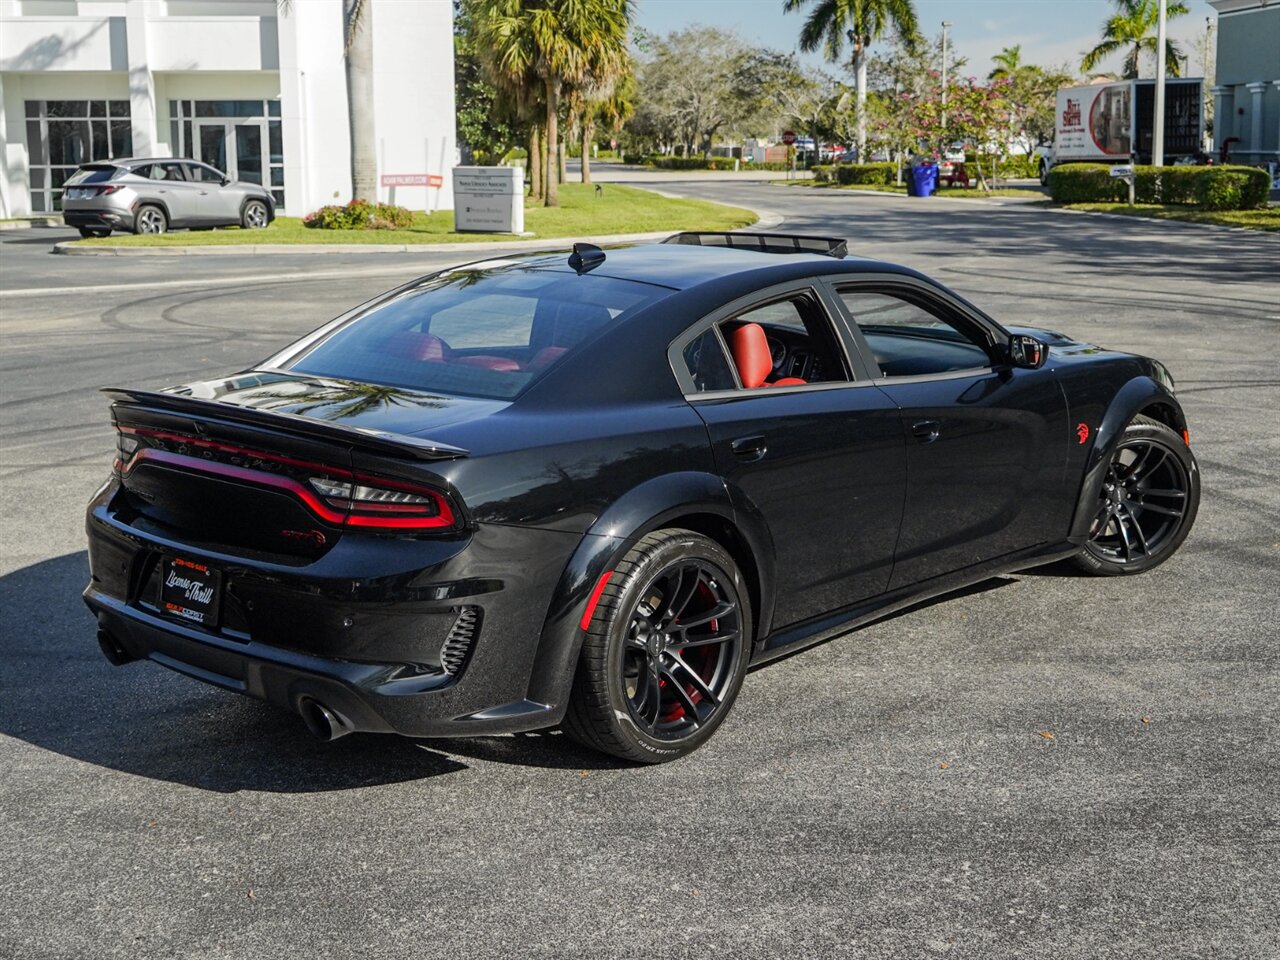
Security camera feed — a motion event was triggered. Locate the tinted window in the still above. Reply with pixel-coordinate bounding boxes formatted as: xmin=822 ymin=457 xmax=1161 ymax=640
xmin=184 ymin=163 xmax=224 ymax=183
xmin=682 ymin=329 xmax=737 ymax=392
xmin=714 ymin=293 xmax=850 ymax=388
xmin=142 ymin=162 xmax=187 ymax=182
xmin=286 ymin=268 xmax=668 ymax=400
xmin=838 ymin=289 xmax=991 ymax=377
xmin=65 ymin=166 xmax=120 ymax=185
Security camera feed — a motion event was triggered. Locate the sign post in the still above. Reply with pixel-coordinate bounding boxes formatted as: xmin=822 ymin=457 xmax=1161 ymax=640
xmin=782 ymin=131 xmax=796 ymax=180
xmin=1109 ymin=163 xmax=1136 ymax=205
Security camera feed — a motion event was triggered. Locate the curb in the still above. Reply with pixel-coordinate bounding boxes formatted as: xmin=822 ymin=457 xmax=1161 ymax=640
xmin=0 ymin=217 xmax=61 ymax=231
xmin=54 ymin=230 xmax=679 ymax=257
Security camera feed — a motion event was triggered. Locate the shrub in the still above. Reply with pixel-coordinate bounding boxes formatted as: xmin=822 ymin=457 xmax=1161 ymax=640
xmin=833 ymin=162 xmax=897 ymax=186
xmin=811 ymin=164 xmax=834 ymax=183
xmin=304 ymin=199 xmax=415 ymax=230
xmin=1049 ymin=163 xmax=1270 ymax=209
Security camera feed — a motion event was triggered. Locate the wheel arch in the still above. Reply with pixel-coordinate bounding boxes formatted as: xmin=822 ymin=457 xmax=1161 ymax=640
xmin=1068 ymin=375 xmax=1189 ymax=540
xmin=240 ymin=194 xmax=274 ymax=222
xmin=524 ymin=471 xmax=774 ymax=713
xmin=132 ymin=199 xmax=171 ymax=230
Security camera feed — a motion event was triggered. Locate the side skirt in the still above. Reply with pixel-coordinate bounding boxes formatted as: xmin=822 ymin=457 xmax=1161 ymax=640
xmin=751 ymin=540 xmax=1082 ymax=667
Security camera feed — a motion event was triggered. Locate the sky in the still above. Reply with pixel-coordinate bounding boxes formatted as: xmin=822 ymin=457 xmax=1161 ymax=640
xmin=633 ymin=0 xmax=1220 ymax=81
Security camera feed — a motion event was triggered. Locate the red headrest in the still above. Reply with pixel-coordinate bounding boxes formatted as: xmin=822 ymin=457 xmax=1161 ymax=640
xmin=387 ymin=331 xmax=449 ymax=362
xmin=728 ymin=322 xmax=773 ymax=389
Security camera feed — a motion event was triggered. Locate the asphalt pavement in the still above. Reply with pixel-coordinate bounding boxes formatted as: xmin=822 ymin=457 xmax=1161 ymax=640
xmin=1 ymin=184 xmax=1278 ymax=960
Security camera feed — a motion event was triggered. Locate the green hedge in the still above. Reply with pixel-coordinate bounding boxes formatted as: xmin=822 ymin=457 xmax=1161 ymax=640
xmin=1048 ymin=163 xmax=1270 ymax=209
xmin=647 ymin=156 xmax=793 ymax=171
xmin=812 ymin=162 xmax=897 ymax=185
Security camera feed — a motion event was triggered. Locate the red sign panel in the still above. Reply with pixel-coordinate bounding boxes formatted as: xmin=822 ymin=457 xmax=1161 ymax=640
xmin=781 ymin=131 xmax=797 ymax=145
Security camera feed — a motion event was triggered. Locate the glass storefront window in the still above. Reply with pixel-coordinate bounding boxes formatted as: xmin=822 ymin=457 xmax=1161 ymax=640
xmin=24 ymin=100 xmax=132 ymax=213
xmin=170 ymin=100 xmax=286 ymax=210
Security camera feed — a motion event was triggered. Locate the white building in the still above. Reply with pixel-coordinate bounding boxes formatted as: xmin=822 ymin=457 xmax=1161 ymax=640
xmin=0 ymin=0 xmax=456 ymax=218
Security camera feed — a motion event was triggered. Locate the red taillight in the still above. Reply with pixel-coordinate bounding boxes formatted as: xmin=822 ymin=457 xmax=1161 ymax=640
xmin=115 ymin=426 xmax=458 ymax=532
xmin=98 ymin=184 xmax=125 ymax=195
xmin=307 ymin=476 xmax=454 ymax=529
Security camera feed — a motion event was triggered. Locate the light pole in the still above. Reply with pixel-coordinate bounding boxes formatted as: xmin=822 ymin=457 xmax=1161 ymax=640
xmin=941 ymin=20 xmax=954 ymax=136
xmin=1153 ymin=0 xmax=1168 ymax=165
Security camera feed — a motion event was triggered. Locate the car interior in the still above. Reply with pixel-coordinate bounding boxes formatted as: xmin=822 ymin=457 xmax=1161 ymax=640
xmin=716 ymin=294 xmax=850 ymax=389
xmin=838 ymin=289 xmax=993 ymax=377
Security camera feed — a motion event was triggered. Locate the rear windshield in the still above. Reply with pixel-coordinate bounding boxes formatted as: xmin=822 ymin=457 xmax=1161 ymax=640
xmin=284 ymin=267 xmax=669 ymax=400
xmin=66 ymin=166 xmax=121 ymax=185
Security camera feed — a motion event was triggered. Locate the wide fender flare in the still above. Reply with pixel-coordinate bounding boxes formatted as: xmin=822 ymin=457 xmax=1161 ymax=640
xmin=1069 ymin=376 xmax=1188 ymax=540
xmin=524 ymin=470 xmax=774 ymax=710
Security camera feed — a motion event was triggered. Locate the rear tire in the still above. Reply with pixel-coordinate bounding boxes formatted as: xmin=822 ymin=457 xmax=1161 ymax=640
xmin=77 ymin=227 xmax=110 ymax=239
xmin=134 ymin=204 xmax=168 ymax=235
xmin=563 ymin=529 xmax=751 ymax=764
xmin=1073 ymin=415 xmax=1199 ymax=576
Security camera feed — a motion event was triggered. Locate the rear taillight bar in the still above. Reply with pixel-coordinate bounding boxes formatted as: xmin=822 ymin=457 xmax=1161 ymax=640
xmin=115 ymin=426 xmax=457 ymax=531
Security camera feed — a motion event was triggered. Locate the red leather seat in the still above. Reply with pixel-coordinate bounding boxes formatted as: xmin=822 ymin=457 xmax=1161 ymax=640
xmin=454 ymin=356 xmax=522 ymax=372
xmin=387 ymin=331 xmax=450 ymax=362
xmin=528 ymin=346 xmax=568 ymax=369
xmin=728 ymin=322 xmax=806 ymax=388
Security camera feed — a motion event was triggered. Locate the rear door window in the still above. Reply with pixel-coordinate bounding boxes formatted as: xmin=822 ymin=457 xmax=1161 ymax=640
xmin=283 ymin=267 xmax=669 ymax=400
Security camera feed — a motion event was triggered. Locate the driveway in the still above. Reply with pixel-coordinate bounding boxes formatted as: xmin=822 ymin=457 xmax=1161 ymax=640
xmin=1 ymin=189 xmax=1277 ymax=959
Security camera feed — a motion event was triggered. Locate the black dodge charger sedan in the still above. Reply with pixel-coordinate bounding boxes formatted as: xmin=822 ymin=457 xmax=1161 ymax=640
xmin=84 ymin=233 xmax=1199 ymax=762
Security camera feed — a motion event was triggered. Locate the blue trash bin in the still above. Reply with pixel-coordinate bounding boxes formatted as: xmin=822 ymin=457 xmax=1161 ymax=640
xmin=912 ymin=162 xmax=938 ymax=197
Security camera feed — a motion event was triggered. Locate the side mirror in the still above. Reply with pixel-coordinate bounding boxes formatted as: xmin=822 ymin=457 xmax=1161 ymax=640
xmin=220 ymin=177 xmax=230 ymax=186
xmin=1007 ymin=334 xmax=1047 ymax=369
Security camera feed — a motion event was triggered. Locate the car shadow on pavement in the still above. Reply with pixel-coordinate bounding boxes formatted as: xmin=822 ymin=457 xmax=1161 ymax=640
xmin=0 ymin=552 xmax=470 ymax=792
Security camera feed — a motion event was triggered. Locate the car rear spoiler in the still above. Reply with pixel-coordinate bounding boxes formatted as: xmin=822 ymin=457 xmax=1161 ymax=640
xmin=102 ymin=388 xmax=469 ymax=462
xmin=664 ymin=231 xmax=848 ymax=259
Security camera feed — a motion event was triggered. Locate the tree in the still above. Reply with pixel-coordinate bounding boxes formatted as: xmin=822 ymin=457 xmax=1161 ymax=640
xmin=988 ymin=44 xmax=1024 ymax=82
xmin=455 ymin=0 xmax=521 ymax=164
xmin=783 ymin=0 xmax=919 ymax=162
xmin=473 ymin=0 xmax=632 ymax=206
xmin=1081 ymin=0 xmax=1189 ymax=80
xmin=987 ymin=45 xmax=1071 ymax=150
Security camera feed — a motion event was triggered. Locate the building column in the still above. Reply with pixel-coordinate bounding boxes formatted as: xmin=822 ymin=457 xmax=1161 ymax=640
xmin=1210 ymin=85 xmax=1234 ymax=156
xmin=124 ymin=0 xmax=157 ymax=157
xmin=1274 ymin=81 xmax=1280 ymax=162
xmin=1246 ymin=81 xmax=1268 ymax=162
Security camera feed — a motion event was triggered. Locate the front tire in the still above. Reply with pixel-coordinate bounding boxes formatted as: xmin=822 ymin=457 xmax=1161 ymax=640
xmin=1073 ymin=415 xmax=1199 ymax=576
xmin=564 ymin=529 xmax=752 ymax=763
xmin=134 ymin=204 xmax=168 ymax=235
xmin=241 ymin=199 xmax=269 ymax=229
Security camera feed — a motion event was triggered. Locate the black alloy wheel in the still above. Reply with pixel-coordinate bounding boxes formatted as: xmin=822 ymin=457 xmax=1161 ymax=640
xmin=564 ymin=529 xmax=751 ymax=763
xmin=1075 ymin=415 xmax=1199 ymax=576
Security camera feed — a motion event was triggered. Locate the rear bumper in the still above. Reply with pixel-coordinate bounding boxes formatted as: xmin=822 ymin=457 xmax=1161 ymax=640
xmin=63 ymin=209 xmax=130 ymax=229
xmin=84 ymin=480 xmax=581 ymax=737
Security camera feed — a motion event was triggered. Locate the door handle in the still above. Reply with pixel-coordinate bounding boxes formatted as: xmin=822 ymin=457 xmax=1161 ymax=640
xmin=199 ymin=190 xmax=209 ymax=196
xmin=911 ymin=420 xmax=941 ymax=443
xmin=730 ymin=435 xmax=768 ymax=461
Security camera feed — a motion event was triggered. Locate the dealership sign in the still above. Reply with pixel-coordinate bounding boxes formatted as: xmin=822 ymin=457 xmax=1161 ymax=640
xmin=381 ymin=174 xmax=444 ymax=187
xmin=452 ymin=166 xmax=524 ymax=234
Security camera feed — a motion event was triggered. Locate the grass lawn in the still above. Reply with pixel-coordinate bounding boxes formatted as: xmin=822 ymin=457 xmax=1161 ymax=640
xmin=72 ymin=183 xmax=756 ymax=247
xmin=1063 ymin=203 xmax=1280 ymax=232
xmin=774 ymin=180 xmax=1048 ymax=199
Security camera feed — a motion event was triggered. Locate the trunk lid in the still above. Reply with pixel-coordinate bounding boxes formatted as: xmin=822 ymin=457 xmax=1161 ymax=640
xmin=106 ymin=373 xmax=482 ymax=561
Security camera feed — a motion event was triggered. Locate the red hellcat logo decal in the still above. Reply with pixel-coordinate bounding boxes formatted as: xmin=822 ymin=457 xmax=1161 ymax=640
xmin=1076 ymin=423 xmax=1090 ymax=444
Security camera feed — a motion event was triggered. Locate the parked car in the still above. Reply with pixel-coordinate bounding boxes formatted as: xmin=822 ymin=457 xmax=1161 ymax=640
xmin=61 ymin=158 xmax=275 ymax=238
xmin=84 ymin=232 xmax=1199 ymax=763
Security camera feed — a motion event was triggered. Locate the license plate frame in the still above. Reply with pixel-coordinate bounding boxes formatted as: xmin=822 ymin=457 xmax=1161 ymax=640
xmin=160 ymin=556 xmax=222 ymax=629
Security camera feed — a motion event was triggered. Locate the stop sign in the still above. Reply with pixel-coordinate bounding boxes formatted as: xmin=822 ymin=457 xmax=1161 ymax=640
xmin=782 ymin=130 xmax=797 ymax=145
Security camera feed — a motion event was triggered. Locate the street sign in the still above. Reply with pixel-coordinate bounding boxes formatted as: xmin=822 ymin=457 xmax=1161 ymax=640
xmin=1109 ymin=164 xmax=1136 ymax=178
xmin=781 ymin=130 xmax=797 ymax=145
xmin=381 ymin=174 xmax=434 ymax=187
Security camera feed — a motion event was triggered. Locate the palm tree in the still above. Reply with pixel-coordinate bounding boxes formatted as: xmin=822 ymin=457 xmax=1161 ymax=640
xmin=783 ymin=0 xmax=919 ymax=163
xmin=475 ymin=0 xmax=632 ymax=207
xmin=1081 ymin=0 xmax=1189 ymax=80
xmin=988 ymin=44 xmax=1024 ymax=82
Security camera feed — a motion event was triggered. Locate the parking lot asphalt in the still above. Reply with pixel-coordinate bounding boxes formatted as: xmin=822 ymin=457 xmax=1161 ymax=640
xmin=1 ymin=186 xmax=1277 ymax=960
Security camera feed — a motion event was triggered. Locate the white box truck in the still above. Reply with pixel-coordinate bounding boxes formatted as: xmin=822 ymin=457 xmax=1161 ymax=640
xmin=1037 ymin=78 xmax=1205 ymax=184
